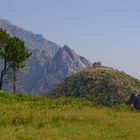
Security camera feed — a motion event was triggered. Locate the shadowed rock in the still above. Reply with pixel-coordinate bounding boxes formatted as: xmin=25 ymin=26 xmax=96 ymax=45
xmin=128 ymin=93 xmax=140 ymax=110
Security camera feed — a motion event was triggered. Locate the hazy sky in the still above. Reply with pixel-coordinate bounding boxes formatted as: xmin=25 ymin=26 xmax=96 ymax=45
xmin=0 ymin=0 xmax=140 ymax=78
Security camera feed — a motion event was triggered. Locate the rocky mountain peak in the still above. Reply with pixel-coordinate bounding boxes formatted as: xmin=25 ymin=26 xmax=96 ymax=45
xmin=0 ymin=19 xmax=92 ymax=95
xmin=63 ymin=45 xmax=78 ymax=62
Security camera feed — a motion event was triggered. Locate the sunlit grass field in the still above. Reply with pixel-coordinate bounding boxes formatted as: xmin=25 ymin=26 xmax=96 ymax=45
xmin=0 ymin=91 xmax=140 ymax=140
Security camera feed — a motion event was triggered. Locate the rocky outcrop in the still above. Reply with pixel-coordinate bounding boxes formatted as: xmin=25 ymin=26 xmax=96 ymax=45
xmin=31 ymin=45 xmax=92 ymax=95
xmin=128 ymin=93 xmax=140 ymax=110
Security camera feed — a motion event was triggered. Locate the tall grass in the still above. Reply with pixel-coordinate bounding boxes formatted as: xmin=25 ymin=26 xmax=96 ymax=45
xmin=0 ymin=91 xmax=140 ymax=140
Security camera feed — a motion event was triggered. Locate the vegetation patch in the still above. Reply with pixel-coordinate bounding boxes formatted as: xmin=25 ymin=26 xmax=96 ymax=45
xmin=47 ymin=68 xmax=140 ymax=106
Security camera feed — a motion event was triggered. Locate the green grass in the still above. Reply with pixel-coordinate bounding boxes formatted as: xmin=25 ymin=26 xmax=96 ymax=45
xmin=0 ymin=91 xmax=140 ymax=140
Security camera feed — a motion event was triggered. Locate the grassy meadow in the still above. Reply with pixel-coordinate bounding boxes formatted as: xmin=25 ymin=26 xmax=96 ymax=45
xmin=0 ymin=91 xmax=140 ymax=140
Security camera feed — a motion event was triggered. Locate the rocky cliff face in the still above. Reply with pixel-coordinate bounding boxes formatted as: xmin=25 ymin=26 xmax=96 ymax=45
xmin=0 ymin=19 xmax=92 ymax=95
xmin=33 ymin=45 xmax=92 ymax=94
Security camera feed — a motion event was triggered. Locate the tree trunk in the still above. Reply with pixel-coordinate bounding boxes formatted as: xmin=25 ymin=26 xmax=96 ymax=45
xmin=12 ymin=67 xmax=16 ymax=93
xmin=0 ymin=58 xmax=7 ymax=90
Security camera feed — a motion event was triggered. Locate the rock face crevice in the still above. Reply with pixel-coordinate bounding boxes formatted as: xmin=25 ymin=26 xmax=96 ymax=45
xmin=0 ymin=19 xmax=92 ymax=95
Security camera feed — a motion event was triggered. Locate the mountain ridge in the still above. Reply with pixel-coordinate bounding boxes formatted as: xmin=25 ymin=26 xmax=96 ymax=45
xmin=0 ymin=18 xmax=92 ymax=95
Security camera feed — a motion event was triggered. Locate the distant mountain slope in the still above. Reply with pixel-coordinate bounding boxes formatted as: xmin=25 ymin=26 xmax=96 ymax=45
xmin=47 ymin=67 xmax=140 ymax=106
xmin=0 ymin=19 xmax=60 ymax=58
xmin=33 ymin=45 xmax=92 ymax=94
xmin=0 ymin=19 xmax=92 ymax=95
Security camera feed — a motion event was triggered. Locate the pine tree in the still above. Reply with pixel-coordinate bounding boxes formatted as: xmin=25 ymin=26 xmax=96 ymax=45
xmin=0 ymin=28 xmax=31 ymax=92
xmin=7 ymin=37 xmax=31 ymax=93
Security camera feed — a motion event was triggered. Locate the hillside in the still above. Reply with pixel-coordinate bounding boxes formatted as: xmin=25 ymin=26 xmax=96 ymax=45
xmin=0 ymin=19 xmax=92 ymax=95
xmin=47 ymin=67 xmax=140 ymax=106
xmin=1 ymin=91 xmax=140 ymax=140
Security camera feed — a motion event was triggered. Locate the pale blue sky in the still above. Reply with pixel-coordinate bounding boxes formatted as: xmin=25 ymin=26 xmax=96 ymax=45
xmin=0 ymin=0 xmax=140 ymax=78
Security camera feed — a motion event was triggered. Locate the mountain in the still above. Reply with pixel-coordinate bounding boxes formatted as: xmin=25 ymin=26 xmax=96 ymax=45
xmin=46 ymin=67 xmax=140 ymax=106
xmin=0 ymin=19 xmax=92 ymax=95
xmin=33 ymin=45 xmax=92 ymax=94
xmin=0 ymin=19 xmax=60 ymax=57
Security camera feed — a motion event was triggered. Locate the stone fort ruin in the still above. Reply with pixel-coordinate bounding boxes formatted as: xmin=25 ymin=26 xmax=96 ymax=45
xmin=93 ymin=61 xmax=102 ymax=68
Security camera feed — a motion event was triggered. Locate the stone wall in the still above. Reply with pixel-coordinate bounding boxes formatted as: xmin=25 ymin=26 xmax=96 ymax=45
xmin=93 ymin=61 xmax=101 ymax=68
